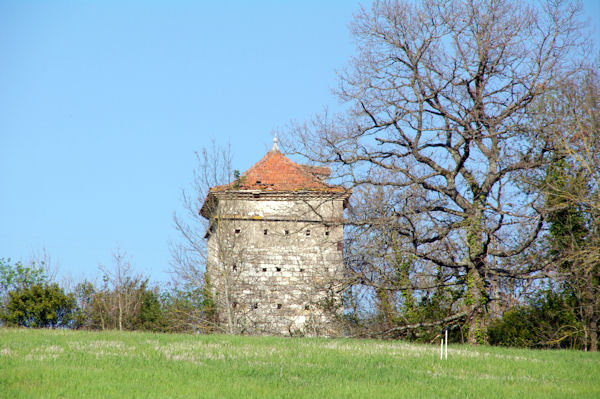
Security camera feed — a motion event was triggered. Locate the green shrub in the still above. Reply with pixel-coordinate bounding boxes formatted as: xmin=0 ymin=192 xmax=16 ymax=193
xmin=5 ymin=283 xmax=76 ymax=328
xmin=488 ymin=290 xmax=582 ymax=349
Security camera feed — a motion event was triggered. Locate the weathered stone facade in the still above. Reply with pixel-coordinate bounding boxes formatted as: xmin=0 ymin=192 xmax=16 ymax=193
xmin=200 ymin=140 xmax=350 ymax=336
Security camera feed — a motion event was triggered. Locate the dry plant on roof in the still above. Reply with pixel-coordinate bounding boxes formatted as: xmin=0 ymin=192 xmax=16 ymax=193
xmin=284 ymin=0 xmax=589 ymax=343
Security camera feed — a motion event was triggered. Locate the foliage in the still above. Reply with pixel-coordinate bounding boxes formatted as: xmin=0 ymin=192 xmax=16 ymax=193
xmin=4 ymin=283 xmax=76 ymax=328
xmin=71 ymin=280 xmax=96 ymax=329
xmin=0 ymin=258 xmax=49 ymax=324
xmin=540 ymin=69 xmax=600 ymax=351
xmin=65 ymin=249 xmax=173 ymax=332
xmin=0 ymin=258 xmax=48 ymax=293
xmin=137 ymin=289 xmax=166 ymax=331
xmin=488 ymin=290 xmax=581 ymax=349
xmin=82 ymin=278 xmax=166 ymax=331
xmin=161 ymin=286 xmax=216 ymax=333
xmin=69 ymin=277 xmax=215 ymax=333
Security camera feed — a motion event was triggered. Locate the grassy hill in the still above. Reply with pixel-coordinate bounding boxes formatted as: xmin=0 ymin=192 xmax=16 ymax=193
xmin=0 ymin=328 xmax=598 ymax=398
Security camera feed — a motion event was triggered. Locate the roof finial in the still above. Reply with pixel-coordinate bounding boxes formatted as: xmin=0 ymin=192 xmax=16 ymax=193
xmin=272 ymin=135 xmax=279 ymax=152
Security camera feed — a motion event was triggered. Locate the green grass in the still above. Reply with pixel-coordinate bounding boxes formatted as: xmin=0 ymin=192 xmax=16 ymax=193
xmin=0 ymin=328 xmax=598 ymax=398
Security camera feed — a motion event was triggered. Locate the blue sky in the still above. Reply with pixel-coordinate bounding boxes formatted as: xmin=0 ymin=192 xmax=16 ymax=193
xmin=1 ymin=1 xmax=599 ymax=286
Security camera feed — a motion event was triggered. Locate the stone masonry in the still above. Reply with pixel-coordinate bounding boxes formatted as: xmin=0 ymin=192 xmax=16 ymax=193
xmin=200 ymin=138 xmax=350 ymax=336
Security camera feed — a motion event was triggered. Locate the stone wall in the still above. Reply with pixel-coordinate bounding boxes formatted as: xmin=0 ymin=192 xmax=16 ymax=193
xmin=205 ymin=191 xmax=346 ymax=336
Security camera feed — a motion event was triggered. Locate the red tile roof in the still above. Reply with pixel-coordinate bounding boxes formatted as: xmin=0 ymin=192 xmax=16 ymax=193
xmin=200 ymin=146 xmax=350 ymax=218
xmin=211 ymin=148 xmax=343 ymax=192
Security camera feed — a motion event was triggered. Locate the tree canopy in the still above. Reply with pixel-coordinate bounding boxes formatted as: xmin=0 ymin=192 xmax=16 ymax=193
xmin=285 ymin=0 xmax=591 ymax=344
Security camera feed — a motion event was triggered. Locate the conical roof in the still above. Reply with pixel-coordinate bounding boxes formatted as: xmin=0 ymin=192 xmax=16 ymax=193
xmin=227 ymin=149 xmax=333 ymax=191
xmin=200 ymin=141 xmax=348 ymax=218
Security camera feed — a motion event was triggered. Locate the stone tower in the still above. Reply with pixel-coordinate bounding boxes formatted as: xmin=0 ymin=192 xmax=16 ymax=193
xmin=200 ymin=138 xmax=350 ymax=336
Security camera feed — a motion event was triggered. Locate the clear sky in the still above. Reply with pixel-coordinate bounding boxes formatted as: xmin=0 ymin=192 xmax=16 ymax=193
xmin=1 ymin=1 xmax=599 ymax=287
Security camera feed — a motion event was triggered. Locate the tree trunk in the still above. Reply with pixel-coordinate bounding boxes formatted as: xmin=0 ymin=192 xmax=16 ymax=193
xmin=590 ymin=328 xmax=597 ymax=352
xmin=118 ymin=296 xmax=123 ymax=331
xmin=225 ymin=295 xmax=234 ymax=335
xmin=584 ymin=296 xmax=598 ymax=351
xmin=100 ymin=308 xmax=105 ymax=331
xmin=466 ymin=267 xmax=488 ymax=345
xmin=589 ymin=315 xmax=598 ymax=352
xmin=466 ymin=212 xmax=489 ymax=345
xmin=375 ymin=288 xmax=394 ymax=331
xmin=223 ymin=273 xmax=234 ymax=334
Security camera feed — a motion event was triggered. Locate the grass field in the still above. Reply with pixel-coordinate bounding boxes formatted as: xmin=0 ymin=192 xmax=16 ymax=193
xmin=0 ymin=328 xmax=598 ymax=398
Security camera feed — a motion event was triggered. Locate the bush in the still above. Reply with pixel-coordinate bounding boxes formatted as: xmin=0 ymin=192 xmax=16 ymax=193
xmin=488 ymin=290 xmax=582 ymax=349
xmin=5 ymin=283 xmax=76 ymax=328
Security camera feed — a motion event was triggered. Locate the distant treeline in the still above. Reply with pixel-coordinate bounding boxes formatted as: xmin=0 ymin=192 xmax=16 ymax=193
xmin=0 ymin=255 xmax=593 ymax=351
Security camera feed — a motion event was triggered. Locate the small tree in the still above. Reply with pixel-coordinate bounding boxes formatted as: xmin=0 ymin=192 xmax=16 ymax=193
xmin=71 ymin=280 xmax=96 ymax=330
xmin=90 ymin=248 xmax=149 ymax=331
xmin=136 ymin=289 xmax=168 ymax=332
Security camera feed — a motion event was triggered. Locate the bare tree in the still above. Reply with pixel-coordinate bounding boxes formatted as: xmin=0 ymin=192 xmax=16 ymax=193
xmin=98 ymin=247 xmax=146 ymax=331
xmin=171 ymin=142 xmax=233 ymax=293
xmin=27 ymin=248 xmax=59 ymax=283
xmin=203 ymin=211 xmax=260 ymax=334
xmin=170 ymin=141 xmax=248 ymax=333
xmin=284 ymin=0 xmax=589 ymax=343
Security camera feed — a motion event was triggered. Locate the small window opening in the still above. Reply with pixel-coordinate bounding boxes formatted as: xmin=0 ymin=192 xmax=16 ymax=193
xmin=325 ymin=230 xmax=330 ymax=236
xmin=235 ymin=229 xmax=240 ymax=234
xmin=284 ymin=230 xmax=289 ymax=235
xmin=253 ymin=303 xmax=258 ymax=309
xmin=276 ymin=267 xmax=281 ymax=272
xmin=277 ymin=304 xmax=282 ymax=310
xmin=306 ymin=230 xmax=311 ymax=236
xmin=232 ymin=264 xmax=237 ymax=271
xmin=232 ymin=301 xmax=238 ymax=308
xmin=264 ymin=229 xmax=268 ymax=235
xmin=299 ymin=268 xmax=305 ymax=273
xmin=253 ymin=193 xmax=260 ymax=198
xmin=256 ymin=180 xmax=261 ymax=184
xmin=304 ymin=305 xmax=310 ymax=311
xmin=262 ymin=267 xmax=267 ymax=272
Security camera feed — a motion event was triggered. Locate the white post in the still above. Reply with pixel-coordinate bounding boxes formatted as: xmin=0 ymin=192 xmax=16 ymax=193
xmin=444 ymin=329 xmax=448 ymax=360
xmin=440 ymin=337 xmax=443 ymax=360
